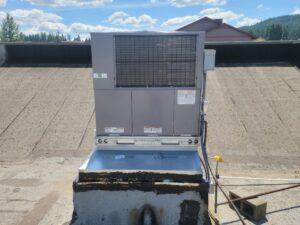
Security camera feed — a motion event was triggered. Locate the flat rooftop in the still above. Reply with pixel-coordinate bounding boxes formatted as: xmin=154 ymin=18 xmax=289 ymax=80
xmin=0 ymin=65 xmax=299 ymax=225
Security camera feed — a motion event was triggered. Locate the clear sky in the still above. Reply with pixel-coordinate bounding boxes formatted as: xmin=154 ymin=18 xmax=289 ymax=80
xmin=0 ymin=0 xmax=299 ymax=38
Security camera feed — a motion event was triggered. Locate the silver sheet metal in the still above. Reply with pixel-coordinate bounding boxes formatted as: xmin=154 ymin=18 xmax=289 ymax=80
xmin=84 ymin=149 xmax=202 ymax=173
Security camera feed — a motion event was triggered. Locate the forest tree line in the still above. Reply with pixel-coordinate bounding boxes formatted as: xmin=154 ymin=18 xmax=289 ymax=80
xmin=0 ymin=13 xmax=86 ymax=42
xmin=242 ymin=15 xmax=300 ymax=40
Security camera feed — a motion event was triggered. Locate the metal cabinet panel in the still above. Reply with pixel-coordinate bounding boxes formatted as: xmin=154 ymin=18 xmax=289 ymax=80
xmin=174 ymin=89 xmax=200 ymax=136
xmin=94 ymin=90 xmax=131 ymax=136
xmin=91 ymin=33 xmax=115 ymax=89
xmin=132 ymin=90 xmax=174 ymax=136
xmin=195 ymin=32 xmax=205 ymax=89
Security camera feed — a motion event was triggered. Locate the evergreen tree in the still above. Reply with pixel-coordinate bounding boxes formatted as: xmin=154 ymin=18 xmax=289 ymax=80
xmin=266 ymin=24 xmax=283 ymax=40
xmin=289 ymin=26 xmax=300 ymax=40
xmin=242 ymin=15 xmax=300 ymax=40
xmin=19 ymin=32 xmax=68 ymax=42
xmin=74 ymin=35 xmax=81 ymax=42
xmin=282 ymin=27 xmax=289 ymax=40
xmin=67 ymin=34 xmax=71 ymax=41
xmin=0 ymin=13 xmax=20 ymax=42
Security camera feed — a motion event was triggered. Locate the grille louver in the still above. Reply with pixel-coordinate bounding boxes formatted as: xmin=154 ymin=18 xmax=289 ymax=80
xmin=115 ymin=35 xmax=197 ymax=87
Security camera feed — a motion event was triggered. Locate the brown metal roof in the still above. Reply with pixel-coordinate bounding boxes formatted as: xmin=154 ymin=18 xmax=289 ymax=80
xmin=177 ymin=16 xmax=254 ymax=39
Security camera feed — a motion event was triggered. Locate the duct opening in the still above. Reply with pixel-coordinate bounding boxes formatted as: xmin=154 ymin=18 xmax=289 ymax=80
xmin=138 ymin=204 xmax=158 ymax=225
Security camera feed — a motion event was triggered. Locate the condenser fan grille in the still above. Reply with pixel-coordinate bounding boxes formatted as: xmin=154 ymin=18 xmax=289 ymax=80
xmin=115 ymin=35 xmax=197 ymax=87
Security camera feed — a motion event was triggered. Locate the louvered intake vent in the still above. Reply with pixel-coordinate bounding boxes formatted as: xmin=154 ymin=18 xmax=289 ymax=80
xmin=115 ymin=35 xmax=197 ymax=87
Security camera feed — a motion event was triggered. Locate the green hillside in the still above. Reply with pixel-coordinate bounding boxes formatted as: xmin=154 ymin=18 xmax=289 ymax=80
xmin=241 ymin=15 xmax=300 ymax=40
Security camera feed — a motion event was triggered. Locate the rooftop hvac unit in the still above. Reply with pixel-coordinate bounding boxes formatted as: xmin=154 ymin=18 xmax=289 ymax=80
xmin=73 ymin=31 xmax=215 ymax=225
xmin=91 ymin=32 xmax=206 ymax=137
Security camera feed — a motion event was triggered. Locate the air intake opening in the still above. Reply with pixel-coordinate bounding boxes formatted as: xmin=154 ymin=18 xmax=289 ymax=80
xmin=115 ymin=35 xmax=197 ymax=87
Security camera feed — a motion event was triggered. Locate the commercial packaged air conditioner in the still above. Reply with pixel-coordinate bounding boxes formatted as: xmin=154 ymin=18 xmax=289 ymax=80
xmin=72 ymin=31 xmax=215 ymax=225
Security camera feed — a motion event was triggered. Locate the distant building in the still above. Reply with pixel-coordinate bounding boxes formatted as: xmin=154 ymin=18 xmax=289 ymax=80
xmin=177 ymin=17 xmax=254 ymax=42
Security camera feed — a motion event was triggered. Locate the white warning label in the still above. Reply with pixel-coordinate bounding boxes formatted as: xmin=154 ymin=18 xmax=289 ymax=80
xmin=144 ymin=126 xmax=162 ymax=134
xmin=93 ymin=73 xmax=107 ymax=79
xmin=177 ymin=90 xmax=196 ymax=105
xmin=104 ymin=127 xmax=124 ymax=134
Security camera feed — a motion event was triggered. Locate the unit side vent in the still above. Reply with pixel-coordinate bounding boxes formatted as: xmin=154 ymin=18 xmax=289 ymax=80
xmin=115 ymin=35 xmax=196 ymax=87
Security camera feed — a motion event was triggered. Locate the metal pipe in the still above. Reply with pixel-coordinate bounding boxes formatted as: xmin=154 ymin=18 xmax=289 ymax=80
xmin=208 ymin=162 xmax=246 ymax=225
xmin=214 ymin=161 xmax=219 ymax=213
xmin=201 ymin=121 xmax=210 ymax=183
xmin=220 ymin=176 xmax=300 ymax=182
xmin=218 ymin=183 xmax=300 ymax=206
xmin=208 ymin=209 xmax=220 ymax=225
xmin=199 ymin=71 xmax=210 ymax=183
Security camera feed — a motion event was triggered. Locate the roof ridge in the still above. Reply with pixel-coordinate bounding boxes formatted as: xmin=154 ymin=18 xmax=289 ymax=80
xmin=176 ymin=16 xmax=220 ymax=31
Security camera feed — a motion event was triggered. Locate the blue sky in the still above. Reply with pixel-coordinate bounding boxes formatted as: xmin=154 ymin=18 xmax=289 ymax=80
xmin=0 ymin=0 xmax=299 ymax=38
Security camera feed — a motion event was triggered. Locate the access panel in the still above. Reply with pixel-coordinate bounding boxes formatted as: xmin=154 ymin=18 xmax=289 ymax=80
xmin=94 ymin=90 xmax=132 ymax=136
xmin=132 ymin=89 xmax=174 ymax=136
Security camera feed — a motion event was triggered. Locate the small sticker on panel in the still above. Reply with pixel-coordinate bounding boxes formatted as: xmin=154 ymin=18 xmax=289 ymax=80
xmin=177 ymin=90 xmax=196 ymax=105
xmin=93 ymin=73 xmax=107 ymax=79
xmin=104 ymin=127 xmax=124 ymax=134
xmin=144 ymin=126 xmax=162 ymax=134
xmin=115 ymin=155 xmax=125 ymax=160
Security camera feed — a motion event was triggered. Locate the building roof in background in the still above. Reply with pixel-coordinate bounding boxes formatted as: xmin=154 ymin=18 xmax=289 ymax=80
xmin=177 ymin=17 xmax=255 ymax=39
xmin=176 ymin=17 xmax=220 ymax=31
